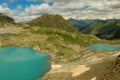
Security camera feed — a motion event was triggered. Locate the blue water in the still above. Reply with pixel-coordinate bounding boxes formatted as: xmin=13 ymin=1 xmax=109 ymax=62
xmin=0 ymin=47 xmax=51 ymax=80
xmin=86 ymin=44 xmax=120 ymax=51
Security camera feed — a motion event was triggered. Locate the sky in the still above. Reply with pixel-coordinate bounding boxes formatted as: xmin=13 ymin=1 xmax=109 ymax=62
xmin=0 ymin=0 xmax=120 ymax=22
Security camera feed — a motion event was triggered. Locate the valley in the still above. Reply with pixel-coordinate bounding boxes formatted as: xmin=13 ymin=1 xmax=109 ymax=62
xmin=0 ymin=13 xmax=120 ymax=80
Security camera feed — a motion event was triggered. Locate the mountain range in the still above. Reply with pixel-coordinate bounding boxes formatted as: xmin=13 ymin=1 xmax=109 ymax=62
xmin=68 ymin=18 xmax=95 ymax=29
xmin=68 ymin=18 xmax=120 ymax=40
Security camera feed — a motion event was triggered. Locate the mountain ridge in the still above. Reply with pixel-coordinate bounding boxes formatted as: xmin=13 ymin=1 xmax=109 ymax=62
xmin=68 ymin=18 xmax=120 ymax=40
xmin=68 ymin=18 xmax=95 ymax=29
xmin=79 ymin=19 xmax=120 ymax=40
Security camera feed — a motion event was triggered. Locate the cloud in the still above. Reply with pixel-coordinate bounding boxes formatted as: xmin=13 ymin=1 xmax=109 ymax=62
xmin=0 ymin=3 xmax=22 ymax=19
xmin=0 ymin=3 xmax=11 ymax=14
xmin=16 ymin=5 xmax=22 ymax=10
xmin=1 ymin=3 xmax=8 ymax=7
xmin=109 ymin=2 xmax=120 ymax=9
xmin=0 ymin=0 xmax=120 ymax=22
xmin=80 ymin=5 xmax=90 ymax=11
xmin=26 ymin=0 xmax=44 ymax=2
xmin=14 ymin=3 xmax=52 ymax=22
xmin=9 ymin=0 xmax=17 ymax=3
xmin=21 ymin=3 xmax=52 ymax=15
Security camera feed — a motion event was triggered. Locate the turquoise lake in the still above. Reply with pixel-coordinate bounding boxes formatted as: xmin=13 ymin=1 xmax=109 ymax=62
xmin=86 ymin=44 xmax=120 ymax=51
xmin=0 ymin=47 xmax=51 ymax=80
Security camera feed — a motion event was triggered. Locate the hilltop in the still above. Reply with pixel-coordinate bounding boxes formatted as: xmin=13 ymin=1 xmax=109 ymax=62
xmin=29 ymin=14 xmax=77 ymax=32
xmin=0 ymin=13 xmax=14 ymax=24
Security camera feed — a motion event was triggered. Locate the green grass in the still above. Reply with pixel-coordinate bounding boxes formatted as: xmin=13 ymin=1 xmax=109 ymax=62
xmin=30 ymin=27 xmax=107 ymax=47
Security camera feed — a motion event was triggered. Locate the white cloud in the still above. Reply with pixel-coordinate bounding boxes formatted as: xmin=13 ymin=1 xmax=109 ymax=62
xmin=15 ymin=3 xmax=53 ymax=22
xmin=9 ymin=0 xmax=17 ymax=3
xmin=26 ymin=0 xmax=44 ymax=2
xmin=43 ymin=0 xmax=120 ymax=20
xmin=0 ymin=3 xmax=22 ymax=20
xmin=0 ymin=3 xmax=11 ymax=14
xmin=0 ymin=0 xmax=120 ymax=22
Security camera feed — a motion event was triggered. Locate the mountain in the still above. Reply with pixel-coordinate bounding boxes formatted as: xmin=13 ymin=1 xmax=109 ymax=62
xmin=79 ymin=19 xmax=120 ymax=40
xmin=68 ymin=18 xmax=95 ymax=29
xmin=29 ymin=14 xmax=77 ymax=32
xmin=0 ymin=13 xmax=120 ymax=80
xmin=0 ymin=13 xmax=14 ymax=24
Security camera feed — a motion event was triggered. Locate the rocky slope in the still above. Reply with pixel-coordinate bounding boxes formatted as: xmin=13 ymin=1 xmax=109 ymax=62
xmin=42 ymin=52 xmax=120 ymax=80
xmin=99 ymin=55 xmax=120 ymax=80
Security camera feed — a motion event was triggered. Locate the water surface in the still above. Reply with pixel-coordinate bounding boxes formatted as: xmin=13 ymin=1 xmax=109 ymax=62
xmin=86 ymin=44 xmax=120 ymax=51
xmin=0 ymin=47 xmax=51 ymax=80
